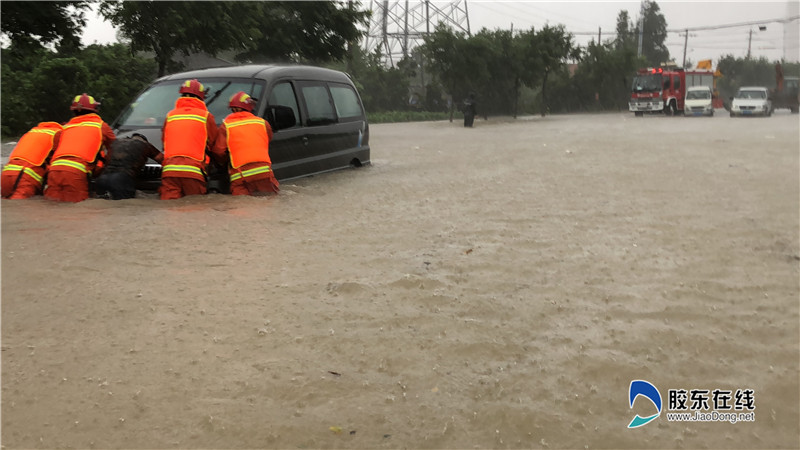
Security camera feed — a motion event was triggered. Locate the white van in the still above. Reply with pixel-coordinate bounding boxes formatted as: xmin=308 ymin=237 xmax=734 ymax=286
xmin=684 ymin=86 xmax=714 ymax=116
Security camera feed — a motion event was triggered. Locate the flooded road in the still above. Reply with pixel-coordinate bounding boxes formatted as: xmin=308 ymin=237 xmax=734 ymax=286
xmin=2 ymin=112 xmax=799 ymax=448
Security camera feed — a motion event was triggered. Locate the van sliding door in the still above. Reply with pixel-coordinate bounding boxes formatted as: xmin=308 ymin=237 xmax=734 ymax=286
xmin=265 ymin=80 xmax=306 ymax=180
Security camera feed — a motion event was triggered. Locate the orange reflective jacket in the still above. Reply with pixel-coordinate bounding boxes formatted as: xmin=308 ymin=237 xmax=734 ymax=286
xmin=8 ymin=122 xmax=63 ymax=166
xmin=52 ymin=115 xmax=103 ymax=162
xmin=223 ymin=111 xmax=271 ymax=169
xmin=164 ymin=97 xmax=209 ymax=161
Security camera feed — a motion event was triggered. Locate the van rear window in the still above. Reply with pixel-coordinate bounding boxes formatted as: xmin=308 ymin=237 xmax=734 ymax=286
xmin=330 ymin=85 xmax=363 ymax=120
xmin=302 ymin=85 xmax=336 ymax=126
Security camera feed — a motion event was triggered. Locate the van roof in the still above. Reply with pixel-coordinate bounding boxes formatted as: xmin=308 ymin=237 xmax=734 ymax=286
xmin=687 ymin=86 xmax=711 ymax=90
xmin=155 ymin=64 xmax=353 ymax=84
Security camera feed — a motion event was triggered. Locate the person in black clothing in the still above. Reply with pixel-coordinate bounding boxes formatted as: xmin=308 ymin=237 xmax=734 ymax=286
xmin=94 ymin=134 xmax=163 ymax=199
xmin=463 ymin=92 xmax=477 ymax=127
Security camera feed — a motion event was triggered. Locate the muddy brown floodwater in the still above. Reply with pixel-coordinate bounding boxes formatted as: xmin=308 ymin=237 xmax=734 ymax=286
xmin=2 ymin=112 xmax=799 ymax=449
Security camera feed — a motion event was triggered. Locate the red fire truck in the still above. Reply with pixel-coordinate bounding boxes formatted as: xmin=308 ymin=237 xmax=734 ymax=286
xmin=629 ymin=67 xmax=715 ymax=116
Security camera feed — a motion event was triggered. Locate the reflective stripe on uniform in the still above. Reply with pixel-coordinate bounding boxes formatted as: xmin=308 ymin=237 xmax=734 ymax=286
xmin=230 ymin=165 xmax=271 ymax=182
xmin=2 ymin=164 xmax=24 ymax=173
xmin=2 ymin=164 xmax=44 ymax=185
xmin=64 ymin=121 xmax=102 ymax=130
xmin=226 ymin=119 xmax=266 ymax=129
xmin=166 ymin=114 xmax=207 ymax=123
xmin=50 ymin=159 xmax=89 ymax=173
xmin=28 ymin=128 xmax=59 ymax=136
xmin=162 ymin=164 xmax=204 ymax=175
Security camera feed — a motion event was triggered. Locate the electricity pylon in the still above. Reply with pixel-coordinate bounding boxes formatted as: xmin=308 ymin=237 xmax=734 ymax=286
xmin=363 ymin=0 xmax=471 ymax=67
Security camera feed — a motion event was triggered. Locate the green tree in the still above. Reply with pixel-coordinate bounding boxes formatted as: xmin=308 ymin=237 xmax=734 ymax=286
xmin=0 ymin=1 xmax=90 ymax=51
xmin=99 ymin=1 xmax=252 ymax=77
xmin=715 ymin=55 xmax=793 ymax=101
xmin=422 ymin=24 xmax=580 ymax=118
xmin=0 ymin=45 xmax=48 ymax=135
xmin=420 ymin=24 xmax=470 ymax=119
xmin=331 ymin=46 xmax=410 ymax=112
xmin=100 ymin=1 xmax=368 ymax=77
xmin=472 ymin=28 xmax=518 ymax=116
xmin=1 ymin=43 xmax=157 ymax=137
xmin=517 ymin=25 xmax=580 ymax=116
xmin=633 ymin=1 xmax=670 ymax=67
xmin=31 ymin=57 xmax=91 ymax=123
xmin=80 ymin=43 xmax=158 ymax=122
xmin=568 ymin=41 xmax=642 ymax=111
xmin=614 ymin=10 xmax=635 ymax=50
xmin=233 ymin=1 xmax=368 ymax=64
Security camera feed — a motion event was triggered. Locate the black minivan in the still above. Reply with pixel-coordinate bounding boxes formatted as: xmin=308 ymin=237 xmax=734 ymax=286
xmin=112 ymin=64 xmax=370 ymax=192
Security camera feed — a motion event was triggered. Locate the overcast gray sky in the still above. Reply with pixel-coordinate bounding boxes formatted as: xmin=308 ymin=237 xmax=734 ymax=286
xmin=82 ymin=1 xmax=800 ymax=66
xmin=468 ymin=1 xmax=799 ymax=64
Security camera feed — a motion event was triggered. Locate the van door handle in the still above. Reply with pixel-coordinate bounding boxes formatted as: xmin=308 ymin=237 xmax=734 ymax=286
xmin=302 ymin=137 xmax=309 ymax=146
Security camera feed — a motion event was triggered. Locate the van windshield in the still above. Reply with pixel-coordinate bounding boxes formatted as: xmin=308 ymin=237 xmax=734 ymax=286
xmin=686 ymin=90 xmax=711 ymax=100
xmin=116 ymin=79 xmax=265 ymax=128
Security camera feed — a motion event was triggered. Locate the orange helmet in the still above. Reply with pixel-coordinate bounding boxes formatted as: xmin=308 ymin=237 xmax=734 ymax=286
xmin=70 ymin=93 xmax=100 ymax=112
xmin=179 ymin=79 xmax=206 ymax=100
xmin=229 ymin=91 xmax=255 ymax=112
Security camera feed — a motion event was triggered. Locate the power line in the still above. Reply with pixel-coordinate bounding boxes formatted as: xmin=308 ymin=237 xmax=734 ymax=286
xmin=666 ymin=15 xmax=800 ymax=33
xmin=567 ymin=15 xmax=798 ymax=37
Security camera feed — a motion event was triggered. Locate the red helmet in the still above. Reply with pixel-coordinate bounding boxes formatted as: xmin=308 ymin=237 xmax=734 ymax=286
xmin=179 ymin=79 xmax=206 ymax=100
xmin=70 ymin=93 xmax=100 ymax=112
xmin=229 ymin=91 xmax=255 ymax=112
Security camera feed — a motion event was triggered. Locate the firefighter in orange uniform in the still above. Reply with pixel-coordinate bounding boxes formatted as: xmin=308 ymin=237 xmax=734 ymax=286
xmin=159 ymin=79 xmax=219 ymax=200
xmin=212 ymin=91 xmax=279 ymax=196
xmin=44 ymin=94 xmax=116 ymax=202
xmin=2 ymin=121 xmax=63 ymax=199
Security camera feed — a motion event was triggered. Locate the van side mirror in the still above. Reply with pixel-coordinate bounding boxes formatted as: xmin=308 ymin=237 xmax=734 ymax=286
xmin=267 ymin=105 xmax=296 ymax=131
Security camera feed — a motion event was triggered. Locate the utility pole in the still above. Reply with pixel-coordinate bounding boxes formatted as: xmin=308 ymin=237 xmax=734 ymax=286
xmin=637 ymin=0 xmax=645 ymax=57
xmin=747 ymin=28 xmax=753 ymax=59
xmin=403 ymin=0 xmax=409 ymax=59
xmin=682 ymin=29 xmax=688 ymax=68
xmin=598 ymin=27 xmax=601 ymax=44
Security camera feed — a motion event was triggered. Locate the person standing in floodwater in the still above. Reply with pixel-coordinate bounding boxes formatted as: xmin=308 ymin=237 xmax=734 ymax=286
xmin=463 ymin=92 xmax=477 ymax=128
xmin=159 ymin=79 xmax=218 ymax=200
xmin=212 ymin=91 xmax=279 ymax=196
xmin=44 ymin=94 xmax=116 ymax=202
xmin=2 ymin=121 xmax=63 ymax=199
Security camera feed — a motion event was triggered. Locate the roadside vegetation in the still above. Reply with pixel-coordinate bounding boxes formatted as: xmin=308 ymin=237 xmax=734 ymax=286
xmin=2 ymin=0 xmax=798 ymax=139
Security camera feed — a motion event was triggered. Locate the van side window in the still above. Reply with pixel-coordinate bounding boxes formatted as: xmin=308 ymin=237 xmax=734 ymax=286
xmin=330 ymin=84 xmax=364 ymax=121
xmin=301 ymin=85 xmax=336 ymax=126
xmin=267 ymin=82 xmax=300 ymax=129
